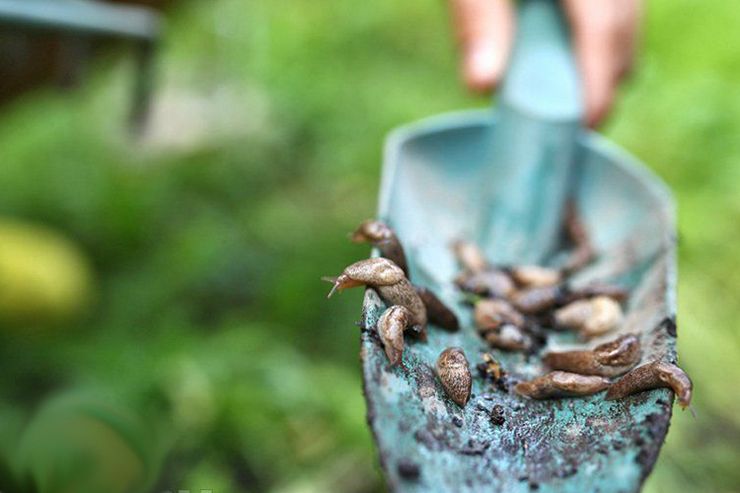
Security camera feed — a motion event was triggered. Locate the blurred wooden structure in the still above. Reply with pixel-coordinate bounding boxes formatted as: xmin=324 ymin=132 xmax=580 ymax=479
xmin=0 ymin=0 xmax=168 ymax=127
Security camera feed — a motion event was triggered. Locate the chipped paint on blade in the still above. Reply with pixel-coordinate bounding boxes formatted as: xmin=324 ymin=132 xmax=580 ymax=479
xmin=361 ymin=113 xmax=677 ymax=492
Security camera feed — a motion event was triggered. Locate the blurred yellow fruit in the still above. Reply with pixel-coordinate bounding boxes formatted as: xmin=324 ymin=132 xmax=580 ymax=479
xmin=0 ymin=218 xmax=93 ymax=326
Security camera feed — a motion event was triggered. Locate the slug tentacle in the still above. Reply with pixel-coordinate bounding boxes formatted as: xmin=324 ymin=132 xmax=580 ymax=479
xmin=605 ymin=361 xmax=693 ymax=408
xmin=543 ymin=334 xmax=642 ymax=377
xmin=351 ymin=220 xmax=409 ymax=276
xmin=377 ymin=305 xmax=412 ymax=366
xmin=515 ymin=371 xmax=611 ymax=400
xmin=436 ymin=347 xmax=472 ymax=407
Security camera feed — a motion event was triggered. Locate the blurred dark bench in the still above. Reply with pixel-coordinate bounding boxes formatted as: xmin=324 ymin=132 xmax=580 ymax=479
xmin=0 ymin=0 xmax=166 ymax=129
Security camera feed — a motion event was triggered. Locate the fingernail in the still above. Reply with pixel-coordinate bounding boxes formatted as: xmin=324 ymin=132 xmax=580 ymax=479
xmin=465 ymin=46 xmax=502 ymax=91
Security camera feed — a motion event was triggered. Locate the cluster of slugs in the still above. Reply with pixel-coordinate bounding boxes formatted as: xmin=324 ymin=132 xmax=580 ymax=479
xmin=324 ymin=206 xmax=692 ymax=412
xmin=323 ymin=221 xmax=460 ymax=366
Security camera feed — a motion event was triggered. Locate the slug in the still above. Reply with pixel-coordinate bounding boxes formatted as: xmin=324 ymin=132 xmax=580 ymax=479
xmin=605 ymin=360 xmax=693 ymax=408
xmin=436 ymin=347 xmax=472 ymax=407
xmin=324 ymin=257 xmax=427 ymax=334
xmin=351 ymin=221 xmax=459 ymax=331
xmin=510 ymin=282 xmax=627 ymax=315
xmin=415 ymin=286 xmax=459 ymax=331
xmin=485 ymin=324 xmax=532 ymax=352
xmin=511 ymin=285 xmax=563 ymax=314
xmin=455 ymin=269 xmax=516 ymax=299
xmin=377 ymin=305 xmax=412 ymax=366
xmin=351 ymin=219 xmax=409 ymax=277
xmin=515 ymin=371 xmax=611 ymax=400
xmin=451 ymin=240 xmax=489 ymax=274
xmin=543 ymin=334 xmax=642 ymax=377
xmin=509 ymin=265 xmax=562 ymax=289
xmin=474 ymin=299 xmax=525 ymax=331
xmin=562 ymin=283 xmax=629 ymax=304
xmin=553 ymin=296 xmax=623 ymax=338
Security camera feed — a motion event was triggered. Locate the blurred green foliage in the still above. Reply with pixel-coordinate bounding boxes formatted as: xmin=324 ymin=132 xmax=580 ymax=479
xmin=0 ymin=0 xmax=737 ymax=491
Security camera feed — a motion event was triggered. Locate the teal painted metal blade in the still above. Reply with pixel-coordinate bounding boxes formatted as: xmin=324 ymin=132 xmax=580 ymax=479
xmin=363 ymin=112 xmax=678 ymax=492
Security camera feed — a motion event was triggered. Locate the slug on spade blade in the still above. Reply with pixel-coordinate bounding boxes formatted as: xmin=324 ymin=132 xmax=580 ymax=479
xmin=543 ymin=334 xmax=642 ymax=377
xmin=515 ymin=371 xmax=610 ymax=400
xmin=436 ymin=347 xmax=472 ymax=407
xmin=605 ymin=360 xmax=693 ymax=408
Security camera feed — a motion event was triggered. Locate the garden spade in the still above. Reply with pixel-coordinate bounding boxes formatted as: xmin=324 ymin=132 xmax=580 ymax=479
xmin=360 ymin=0 xmax=680 ymax=491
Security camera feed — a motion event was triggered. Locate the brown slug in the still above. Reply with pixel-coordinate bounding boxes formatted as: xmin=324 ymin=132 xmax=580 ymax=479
xmin=485 ymin=324 xmax=532 ymax=352
xmin=377 ymin=305 xmax=412 ymax=366
xmin=562 ymin=283 xmax=629 ymax=304
xmin=415 ymin=286 xmax=459 ymax=331
xmin=474 ymin=299 xmax=525 ymax=331
xmin=455 ymin=269 xmax=516 ymax=299
xmin=510 ymin=265 xmax=562 ymax=288
xmin=351 ymin=219 xmax=409 ymax=276
xmin=436 ymin=347 xmax=472 ymax=407
xmin=543 ymin=334 xmax=642 ymax=377
xmin=451 ymin=240 xmax=489 ymax=274
xmin=605 ymin=360 xmax=693 ymax=408
xmin=553 ymin=296 xmax=623 ymax=338
xmin=511 ymin=285 xmax=562 ymax=314
xmin=324 ymin=258 xmax=427 ymax=333
xmin=515 ymin=371 xmax=611 ymax=400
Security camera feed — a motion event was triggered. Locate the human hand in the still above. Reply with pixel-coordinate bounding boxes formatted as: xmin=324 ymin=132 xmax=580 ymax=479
xmin=449 ymin=0 xmax=641 ymax=127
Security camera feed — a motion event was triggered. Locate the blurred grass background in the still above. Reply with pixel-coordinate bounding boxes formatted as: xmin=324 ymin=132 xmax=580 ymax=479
xmin=0 ymin=0 xmax=738 ymax=491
